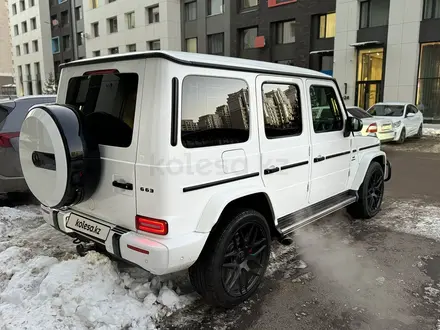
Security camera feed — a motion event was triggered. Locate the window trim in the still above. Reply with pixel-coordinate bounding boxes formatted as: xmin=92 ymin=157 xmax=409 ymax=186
xmin=207 ymin=0 xmax=224 ymax=16
xmin=147 ymin=5 xmax=160 ymax=24
xmin=180 ymin=74 xmax=251 ymax=149
xmin=241 ymin=26 xmax=258 ymax=49
xmin=275 ymin=20 xmax=296 ymax=44
xmin=359 ymin=0 xmax=371 ymax=29
xmin=241 ymin=0 xmax=259 ymax=11
xmin=423 ymin=0 xmax=440 ymax=19
xmin=207 ymin=33 xmax=224 ymax=55
xmin=318 ymin=13 xmax=335 ymax=39
xmin=268 ymin=0 xmax=297 ymax=8
xmin=261 ymin=81 xmax=303 ymax=139
xmin=185 ymin=1 xmax=197 ymax=21
xmin=52 ymin=36 xmax=60 ymax=54
xmin=309 ymin=84 xmax=344 ymax=134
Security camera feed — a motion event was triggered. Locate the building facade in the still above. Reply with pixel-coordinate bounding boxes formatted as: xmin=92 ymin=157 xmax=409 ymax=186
xmin=8 ymin=0 xmax=54 ymax=96
xmin=0 ymin=1 xmax=14 ymax=96
xmin=49 ymin=0 xmax=86 ymax=80
xmin=334 ymin=0 xmax=440 ymax=122
xmin=83 ymin=0 xmax=181 ymax=58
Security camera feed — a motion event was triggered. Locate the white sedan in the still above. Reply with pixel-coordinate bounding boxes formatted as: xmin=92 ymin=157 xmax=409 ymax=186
xmin=366 ymin=102 xmax=424 ymax=143
xmin=346 ymin=106 xmax=394 ymax=143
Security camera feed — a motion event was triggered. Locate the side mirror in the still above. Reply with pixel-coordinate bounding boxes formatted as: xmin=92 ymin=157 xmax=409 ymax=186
xmin=406 ymin=112 xmax=415 ymax=118
xmin=344 ymin=117 xmax=363 ymax=137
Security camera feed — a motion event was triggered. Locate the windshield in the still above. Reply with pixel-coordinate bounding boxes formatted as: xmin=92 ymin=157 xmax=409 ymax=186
xmin=368 ymin=104 xmax=404 ymax=117
xmin=347 ymin=107 xmax=372 ymax=119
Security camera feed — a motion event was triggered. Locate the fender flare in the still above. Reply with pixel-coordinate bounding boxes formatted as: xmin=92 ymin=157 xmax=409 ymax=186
xmin=195 ymin=184 xmax=273 ymax=233
xmin=351 ymin=150 xmax=387 ymax=191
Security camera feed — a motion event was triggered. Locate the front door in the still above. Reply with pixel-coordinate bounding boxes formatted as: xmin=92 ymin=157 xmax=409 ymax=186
xmin=357 ymin=81 xmax=381 ymax=110
xmin=256 ymin=75 xmax=311 ymax=218
xmin=307 ymin=79 xmax=352 ymax=204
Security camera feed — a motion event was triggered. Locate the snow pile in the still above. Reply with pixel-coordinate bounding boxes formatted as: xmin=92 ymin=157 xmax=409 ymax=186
xmin=0 ymin=206 xmax=197 ymax=329
xmin=373 ymin=200 xmax=440 ymax=241
xmin=424 ymin=128 xmax=440 ymax=136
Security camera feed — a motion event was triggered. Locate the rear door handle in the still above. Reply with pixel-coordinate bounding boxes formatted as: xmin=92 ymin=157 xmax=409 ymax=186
xmin=112 ymin=180 xmax=133 ymax=190
xmin=314 ymin=156 xmax=325 ymax=163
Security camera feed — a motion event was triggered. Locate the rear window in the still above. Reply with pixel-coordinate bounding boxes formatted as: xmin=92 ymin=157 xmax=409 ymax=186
xmin=347 ymin=107 xmax=372 ymax=119
xmin=66 ymin=72 xmax=138 ymax=148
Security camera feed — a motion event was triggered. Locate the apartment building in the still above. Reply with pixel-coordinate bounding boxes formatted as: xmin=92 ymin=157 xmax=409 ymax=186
xmin=0 ymin=1 xmax=14 ymax=95
xmin=9 ymin=0 xmax=54 ymax=96
xmin=334 ymin=0 xmax=440 ymax=122
xmin=181 ymin=0 xmax=337 ymax=73
xmin=83 ymin=0 xmax=181 ymax=57
xmin=49 ymin=0 xmax=86 ymax=80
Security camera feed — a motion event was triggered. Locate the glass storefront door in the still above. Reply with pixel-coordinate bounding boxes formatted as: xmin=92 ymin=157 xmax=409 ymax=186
xmin=356 ymin=48 xmax=384 ymax=110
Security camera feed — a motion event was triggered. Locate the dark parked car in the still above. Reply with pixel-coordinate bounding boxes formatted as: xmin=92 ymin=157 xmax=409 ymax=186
xmin=0 ymin=95 xmax=56 ymax=197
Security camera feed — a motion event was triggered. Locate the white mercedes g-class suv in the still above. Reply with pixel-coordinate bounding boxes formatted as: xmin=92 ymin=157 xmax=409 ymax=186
xmin=19 ymin=51 xmax=391 ymax=308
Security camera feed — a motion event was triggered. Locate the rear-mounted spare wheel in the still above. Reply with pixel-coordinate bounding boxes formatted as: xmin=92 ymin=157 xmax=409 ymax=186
xmin=19 ymin=104 xmax=101 ymax=208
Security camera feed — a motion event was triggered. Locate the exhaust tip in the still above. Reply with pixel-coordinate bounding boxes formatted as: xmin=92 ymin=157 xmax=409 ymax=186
xmin=278 ymin=235 xmax=294 ymax=246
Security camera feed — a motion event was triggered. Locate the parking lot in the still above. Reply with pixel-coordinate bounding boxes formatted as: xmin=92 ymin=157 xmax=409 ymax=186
xmin=162 ymin=135 xmax=440 ymax=330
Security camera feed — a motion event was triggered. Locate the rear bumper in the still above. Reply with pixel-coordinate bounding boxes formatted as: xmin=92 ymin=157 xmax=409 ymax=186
xmin=0 ymin=175 xmax=28 ymax=193
xmin=41 ymin=206 xmax=208 ymax=275
xmin=376 ymin=131 xmax=395 ymax=143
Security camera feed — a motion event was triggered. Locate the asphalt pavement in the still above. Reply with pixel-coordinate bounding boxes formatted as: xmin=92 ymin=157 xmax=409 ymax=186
xmin=162 ymin=136 xmax=440 ymax=330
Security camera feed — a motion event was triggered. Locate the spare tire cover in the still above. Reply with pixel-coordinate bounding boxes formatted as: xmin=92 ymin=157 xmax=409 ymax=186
xmin=19 ymin=104 xmax=100 ymax=208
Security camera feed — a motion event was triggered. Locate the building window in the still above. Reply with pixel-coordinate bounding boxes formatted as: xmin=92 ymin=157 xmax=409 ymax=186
xmin=185 ymin=1 xmax=197 ymax=21
xmin=108 ymin=17 xmax=118 ymax=33
xmin=61 ymin=11 xmax=69 ymax=26
xmin=91 ymin=0 xmax=98 ymax=9
xmin=126 ymin=11 xmax=135 ymax=29
xmin=24 ymin=43 xmax=29 ymax=54
xmin=208 ymin=33 xmax=224 ymax=55
xmin=268 ymin=0 xmax=296 ymax=7
xmin=12 ymin=4 xmax=17 ymax=15
xmin=320 ymin=55 xmax=334 ymax=76
xmin=147 ymin=5 xmax=159 ymax=23
xmin=52 ymin=37 xmax=60 ymax=54
xmin=186 ymin=38 xmax=197 ymax=53
xmin=319 ymin=13 xmax=335 ymax=38
xmin=181 ymin=76 xmax=249 ymax=148
xmin=262 ymin=83 xmax=302 ymax=138
xmin=16 ymin=45 xmax=21 ymax=56
xmin=62 ymin=35 xmax=71 ymax=51
xmin=93 ymin=50 xmax=101 ymax=57
xmin=92 ymin=22 xmax=99 ymax=37
xmin=360 ymin=0 xmax=389 ymax=28
xmin=276 ymin=20 xmax=295 ymax=44
xmin=29 ymin=0 xmax=35 ymax=7
xmin=423 ymin=0 xmax=440 ymax=19
xmin=241 ymin=27 xmax=257 ymax=49
xmin=148 ymin=40 xmax=160 ymax=50
xmin=19 ymin=0 xmax=25 ymax=11
xmin=309 ymin=85 xmax=343 ymax=133
xmin=125 ymin=44 xmax=136 ymax=52
xmin=77 ymin=32 xmax=84 ymax=46
xmin=108 ymin=47 xmax=119 ymax=54
xmin=75 ymin=6 xmax=83 ymax=20
xmin=30 ymin=17 xmax=37 ymax=30
xmin=208 ymin=0 xmax=224 ymax=15
xmin=32 ymin=40 xmax=38 ymax=52
xmin=242 ymin=0 xmax=259 ymax=10
xmin=416 ymin=42 xmax=440 ymax=120
xmin=14 ymin=25 xmax=19 ymax=36
xmin=21 ymin=21 xmax=28 ymax=33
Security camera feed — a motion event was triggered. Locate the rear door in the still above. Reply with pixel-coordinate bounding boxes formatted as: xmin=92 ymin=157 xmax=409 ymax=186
xmin=59 ymin=60 xmax=145 ymax=230
xmin=256 ymin=75 xmax=311 ymax=218
xmin=306 ymin=79 xmax=352 ymax=204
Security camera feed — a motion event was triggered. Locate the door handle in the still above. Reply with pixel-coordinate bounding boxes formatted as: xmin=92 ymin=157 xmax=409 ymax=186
xmin=314 ymin=155 xmax=325 ymax=163
xmin=112 ymin=180 xmax=133 ymax=190
xmin=264 ymin=166 xmax=280 ymax=175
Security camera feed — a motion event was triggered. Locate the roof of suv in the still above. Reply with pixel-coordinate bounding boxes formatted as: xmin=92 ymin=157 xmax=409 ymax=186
xmin=60 ymin=51 xmax=333 ymax=81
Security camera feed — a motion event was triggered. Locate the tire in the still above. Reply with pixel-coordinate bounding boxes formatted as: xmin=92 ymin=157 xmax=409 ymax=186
xmin=348 ymin=161 xmax=384 ymax=219
xmin=19 ymin=104 xmax=101 ymax=208
xmin=416 ymin=124 xmax=423 ymax=138
xmin=397 ymin=128 xmax=406 ymax=144
xmin=189 ymin=209 xmax=271 ymax=308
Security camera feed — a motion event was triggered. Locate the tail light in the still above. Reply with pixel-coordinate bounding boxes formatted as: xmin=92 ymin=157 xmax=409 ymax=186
xmin=0 ymin=132 xmax=19 ymax=148
xmin=366 ymin=123 xmax=378 ymax=133
xmin=136 ymin=215 xmax=168 ymax=235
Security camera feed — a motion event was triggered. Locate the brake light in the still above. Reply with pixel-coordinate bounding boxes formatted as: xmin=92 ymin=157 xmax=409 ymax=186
xmin=366 ymin=123 xmax=378 ymax=133
xmin=83 ymin=69 xmax=119 ymax=76
xmin=0 ymin=132 xmax=19 ymax=148
xmin=136 ymin=216 xmax=168 ymax=235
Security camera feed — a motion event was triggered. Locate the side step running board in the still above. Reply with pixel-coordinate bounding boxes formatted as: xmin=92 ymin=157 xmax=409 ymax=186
xmin=277 ymin=191 xmax=357 ymax=235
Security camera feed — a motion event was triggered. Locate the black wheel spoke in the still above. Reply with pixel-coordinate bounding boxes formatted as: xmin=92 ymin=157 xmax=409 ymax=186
xmin=223 ymin=263 xmax=237 ymax=269
xmin=251 ymin=237 xmax=266 ymax=250
xmin=227 ymin=269 xmax=241 ymax=292
xmin=224 ymin=250 xmax=238 ymax=258
xmin=251 ymin=244 xmax=267 ymax=257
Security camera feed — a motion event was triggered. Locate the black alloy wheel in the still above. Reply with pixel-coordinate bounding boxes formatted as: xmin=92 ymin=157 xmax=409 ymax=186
xmin=366 ymin=169 xmax=384 ymax=214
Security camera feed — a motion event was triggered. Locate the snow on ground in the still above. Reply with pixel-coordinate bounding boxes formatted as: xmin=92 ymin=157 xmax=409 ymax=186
xmin=423 ymin=128 xmax=440 ymax=136
xmin=373 ymin=199 xmax=440 ymax=242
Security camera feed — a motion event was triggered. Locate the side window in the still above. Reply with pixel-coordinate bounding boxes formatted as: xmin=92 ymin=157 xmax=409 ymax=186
xmin=181 ymin=75 xmax=249 ymax=148
xmin=407 ymin=105 xmax=417 ymax=114
xmin=66 ymin=72 xmax=139 ymax=148
xmin=309 ymin=85 xmax=343 ymax=133
xmin=262 ymin=83 xmax=302 ymax=138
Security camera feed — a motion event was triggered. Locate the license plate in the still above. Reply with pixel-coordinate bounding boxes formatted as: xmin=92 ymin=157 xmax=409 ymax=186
xmin=66 ymin=214 xmax=110 ymax=241
xmin=382 ymin=125 xmax=392 ymax=131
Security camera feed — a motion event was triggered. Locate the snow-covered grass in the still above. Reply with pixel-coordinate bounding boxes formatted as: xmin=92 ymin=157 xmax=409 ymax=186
xmin=0 ymin=206 xmax=197 ymax=330
xmin=423 ymin=128 xmax=440 ymax=137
